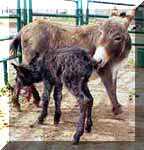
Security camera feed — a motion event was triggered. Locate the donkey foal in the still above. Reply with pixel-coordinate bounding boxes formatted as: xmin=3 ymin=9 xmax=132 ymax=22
xmin=12 ymin=46 xmax=94 ymax=144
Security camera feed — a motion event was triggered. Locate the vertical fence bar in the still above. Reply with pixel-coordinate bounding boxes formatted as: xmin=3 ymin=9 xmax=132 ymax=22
xmin=75 ymin=1 xmax=79 ymax=25
xmin=3 ymin=61 xmax=8 ymax=85
xmin=85 ymin=1 xmax=89 ymax=24
xmin=79 ymin=0 xmax=83 ymax=25
xmin=17 ymin=0 xmax=21 ymax=31
xmin=17 ymin=0 xmax=22 ymax=63
xmin=28 ymin=0 xmax=33 ymax=23
xmin=23 ymin=0 xmax=27 ymax=25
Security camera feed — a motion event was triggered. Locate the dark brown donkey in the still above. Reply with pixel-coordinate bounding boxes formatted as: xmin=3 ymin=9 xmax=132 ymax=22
xmin=10 ymin=10 xmax=134 ymax=115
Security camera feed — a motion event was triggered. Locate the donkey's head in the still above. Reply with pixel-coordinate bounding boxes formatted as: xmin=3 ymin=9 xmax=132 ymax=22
xmin=93 ymin=9 xmax=134 ymax=68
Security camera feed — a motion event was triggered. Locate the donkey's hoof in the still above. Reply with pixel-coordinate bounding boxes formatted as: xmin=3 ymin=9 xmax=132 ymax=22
xmin=54 ymin=113 xmax=61 ymax=125
xmin=16 ymin=107 xmax=22 ymax=112
xmin=112 ymin=104 xmax=122 ymax=115
xmin=14 ymin=104 xmax=21 ymax=112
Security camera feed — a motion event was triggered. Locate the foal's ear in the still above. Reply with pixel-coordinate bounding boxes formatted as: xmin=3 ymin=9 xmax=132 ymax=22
xmin=11 ymin=63 xmax=20 ymax=72
xmin=11 ymin=63 xmax=28 ymax=75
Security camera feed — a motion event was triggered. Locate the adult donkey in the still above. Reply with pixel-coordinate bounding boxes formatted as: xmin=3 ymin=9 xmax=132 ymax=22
xmin=10 ymin=10 xmax=134 ymax=115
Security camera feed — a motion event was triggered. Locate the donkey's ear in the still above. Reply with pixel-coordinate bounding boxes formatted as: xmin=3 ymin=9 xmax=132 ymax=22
xmin=111 ymin=7 xmax=119 ymax=17
xmin=122 ymin=9 xmax=135 ymax=29
xmin=119 ymin=12 xmax=126 ymax=17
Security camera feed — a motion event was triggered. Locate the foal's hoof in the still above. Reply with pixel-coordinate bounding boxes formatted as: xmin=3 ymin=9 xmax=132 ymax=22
xmin=54 ymin=120 xmax=59 ymax=126
xmin=30 ymin=120 xmax=43 ymax=128
xmin=54 ymin=113 xmax=61 ymax=126
xmin=73 ymin=134 xmax=80 ymax=145
xmin=72 ymin=141 xmax=79 ymax=145
xmin=85 ymin=126 xmax=92 ymax=133
xmin=112 ymin=104 xmax=122 ymax=115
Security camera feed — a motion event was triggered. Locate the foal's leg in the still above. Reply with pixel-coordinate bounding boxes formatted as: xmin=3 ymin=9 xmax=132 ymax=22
xmin=11 ymin=81 xmax=21 ymax=111
xmin=82 ymin=82 xmax=93 ymax=133
xmin=31 ymin=85 xmax=41 ymax=107
xmin=37 ymin=80 xmax=53 ymax=124
xmin=53 ymin=82 xmax=63 ymax=125
xmin=98 ymin=64 xmax=122 ymax=115
xmin=65 ymin=80 xmax=89 ymax=144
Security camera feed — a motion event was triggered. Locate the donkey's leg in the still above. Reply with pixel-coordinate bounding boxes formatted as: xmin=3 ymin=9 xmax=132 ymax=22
xmin=98 ymin=64 xmax=122 ymax=115
xmin=11 ymin=81 xmax=21 ymax=111
xmin=65 ymin=80 xmax=88 ymax=144
xmin=82 ymin=82 xmax=93 ymax=133
xmin=53 ymin=82 xmax=63 ymax=125
xmin=37 ymin=80 xmax=53 ymax=124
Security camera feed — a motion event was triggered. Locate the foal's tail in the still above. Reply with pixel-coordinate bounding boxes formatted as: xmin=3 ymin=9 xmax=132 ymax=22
xmin=9 ymin=31 xmax=22 ymax=57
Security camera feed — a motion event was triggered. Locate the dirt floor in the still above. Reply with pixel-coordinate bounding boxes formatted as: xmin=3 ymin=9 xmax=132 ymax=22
xmin=5 ymin=48 xmax=136 ymax=143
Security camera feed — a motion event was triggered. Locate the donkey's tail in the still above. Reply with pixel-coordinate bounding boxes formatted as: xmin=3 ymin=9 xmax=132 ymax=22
xmin=9 ymin=31 xmax=22 ymax=57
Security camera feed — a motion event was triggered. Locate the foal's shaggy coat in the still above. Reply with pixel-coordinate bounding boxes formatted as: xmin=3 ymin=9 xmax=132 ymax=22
xmin=12 ymin=47 xmax=94 ymax=144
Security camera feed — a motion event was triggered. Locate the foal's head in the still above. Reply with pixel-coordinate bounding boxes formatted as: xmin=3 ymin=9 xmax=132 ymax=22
xmin=11 ymin=54 xmax=42 ymax=86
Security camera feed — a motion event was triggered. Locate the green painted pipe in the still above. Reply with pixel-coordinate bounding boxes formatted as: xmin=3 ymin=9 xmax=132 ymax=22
xmin=3 ymin=61 xmax=8 ymax=85
xmin=0 ymin=36 xmax=14 ymax=41
xmin=16 ymin=0 xmax=22 ymax=63
xmin=132 ymin=43 xmax=144 ymax=46
xmin=28 ymin=0 xmax=33 ymax=23
xmin=129 ymin=31 xmax=144 ymax=34
xmin=0 ymin=15 xmax=19 ymax=19
xmin=33 ymin=13 xmax=77 ymax=18
xmin=16 ymin=0 xmax=21 ymax=31
xmin=88 ymin=0 xmax=135 ymax=6
xmin=23 ymin=0 xmax=27 ymax=25
xmin=88 ymin=14 xmax=144 ymax=22
xmin=75 ymin=1 xmax=79 ymax=25
xmin=0 ymin=56 xmax=18 ymax=63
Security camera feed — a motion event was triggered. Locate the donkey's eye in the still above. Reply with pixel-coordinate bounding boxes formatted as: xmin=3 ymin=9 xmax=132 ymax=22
xmin=114 ymin=36 xmax=122 ymax=41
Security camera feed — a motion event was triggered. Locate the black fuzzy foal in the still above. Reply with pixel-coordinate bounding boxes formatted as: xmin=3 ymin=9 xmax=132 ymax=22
xmin=12 ymin=46 xmax=94 ymax=144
